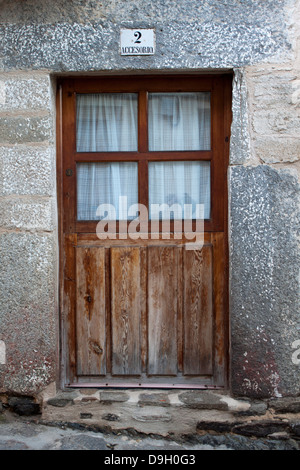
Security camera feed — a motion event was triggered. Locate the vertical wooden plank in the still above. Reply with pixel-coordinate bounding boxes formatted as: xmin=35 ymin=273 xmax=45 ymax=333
xmin=76 ymin=247 xmax=106 ymax=376
xmin=138 ymin=90 xmax=148 ymax=153
xmin=183 ymin=245 xmax=213 ymax=375
xmin=138 ymin=159 xmax=149 ymax=217
xmin=111 ymin=247 xmax=141 ymax=375
xmin=177 ymin=246 xmax=183 ymax=373
xmin=212 ymin=232 xmax=227 ymax=386
xmin=63 ymin=233 xmax=77 ymax=384
xmin=210 ymin=77 xmax=225 ymax=232
xmin=138 ymin=91 xmax=149 ymax=221
xmin=140 ymin=246 xmax=148 ymax=373
xmin=220 ymin=74 xmax=231 ymax=388
xmin=105 ymin=247 xmax=112 ymax=374
xmin=61 ymin=81 xmax=76 ymax=233
xmin=148 ymin=246 xmax=178 ymax=376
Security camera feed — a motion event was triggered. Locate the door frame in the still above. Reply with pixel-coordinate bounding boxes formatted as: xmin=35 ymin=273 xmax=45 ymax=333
xmin=56 ymin=73 xmax=232 ymax=389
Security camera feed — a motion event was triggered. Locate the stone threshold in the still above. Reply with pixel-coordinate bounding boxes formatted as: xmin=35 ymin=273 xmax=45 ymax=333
xmin=2 ymin=390 xmax=300 ymax=444
xmin=44 ymin=388 xmax=300 ymax=412
xmin=40 ymin=389 xmax=300 ymax=442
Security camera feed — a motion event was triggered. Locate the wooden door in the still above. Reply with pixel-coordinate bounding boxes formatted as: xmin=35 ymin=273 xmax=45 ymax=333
xmin=58 ymin=75 xmax=231 ymax=389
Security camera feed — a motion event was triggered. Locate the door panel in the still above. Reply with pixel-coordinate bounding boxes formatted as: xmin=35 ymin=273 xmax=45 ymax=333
xmin=111 ymin=246 xmax=142 ymax=376
xmin=70 ymin=235 xmax=226 ymax=387
xmin=76 ymin=246 xmax=106 ymax=376
xmin=183 ymin=245 xmax=213 ymax=376
xmin=148 ymin=246 xmax=179 ymax=376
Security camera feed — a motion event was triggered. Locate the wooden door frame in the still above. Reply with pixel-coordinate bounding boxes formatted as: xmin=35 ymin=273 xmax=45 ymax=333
xmin=56 ymin=73 xmax=232 ymax=390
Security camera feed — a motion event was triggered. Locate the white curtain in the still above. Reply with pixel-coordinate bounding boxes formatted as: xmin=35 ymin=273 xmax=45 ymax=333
xmin=76 ymin=93 xmax=138 ymax=152
xmin=77 ymin=162 xmax=138 ymax=220
xmin=76 ymin=93 xmax=138 ymax=221
xmin=76 ymin=92 xmax=211 ymax=221
xmin=149 ymin=161 xmax=211 ymax=220
xmin=148 ymin=92 xmax=211 ymax=151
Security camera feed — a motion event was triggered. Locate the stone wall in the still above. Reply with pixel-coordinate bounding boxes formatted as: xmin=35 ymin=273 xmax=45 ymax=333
xmin=0 ymin=0 xmax=299 ymax=398
xmin=0 ymin=72 xmax=58 ymax=394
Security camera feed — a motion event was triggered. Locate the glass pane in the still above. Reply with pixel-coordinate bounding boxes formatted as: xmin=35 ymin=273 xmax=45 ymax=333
xmin=149 ymin=161 xmax=210 ymax=219
xmin=148 ymin=92 xmax=211 ymax=151
xmin=76 ymin=93 xmax=138 ymax=152
xmin=77 ymin=162 xmax=138 ymax=220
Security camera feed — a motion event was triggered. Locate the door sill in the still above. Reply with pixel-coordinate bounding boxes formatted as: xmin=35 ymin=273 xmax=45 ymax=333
xmin=67 ymin=382 xmax=224 ymax=390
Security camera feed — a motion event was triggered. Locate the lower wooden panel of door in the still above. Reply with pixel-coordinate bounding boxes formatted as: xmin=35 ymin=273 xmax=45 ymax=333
xmin=63 ymin=233 xmax=228 ymax=389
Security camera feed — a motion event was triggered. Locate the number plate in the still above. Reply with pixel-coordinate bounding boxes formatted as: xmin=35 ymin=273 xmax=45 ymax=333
xmin=120 ymin=29 xmax=155 ymax=56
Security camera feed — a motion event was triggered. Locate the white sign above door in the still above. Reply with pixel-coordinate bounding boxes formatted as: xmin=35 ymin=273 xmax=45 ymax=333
xmin=120 ymin=29 xmax=155 ymax=56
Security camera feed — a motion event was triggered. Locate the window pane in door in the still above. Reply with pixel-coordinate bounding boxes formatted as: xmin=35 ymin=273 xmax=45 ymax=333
xmin=77 ymin=162 xmax=138 ymax=220
xmin=148 ymin=92 xmax=211 ymax=151
xmin=149 ymin=161 xmax=211 ymax=220
xmin=76 ymin=93 xmax=138 ymax=152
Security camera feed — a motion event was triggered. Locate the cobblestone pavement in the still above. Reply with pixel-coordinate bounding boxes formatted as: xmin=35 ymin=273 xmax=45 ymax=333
xmin=0 ymin=413 xmax=298 ymax=452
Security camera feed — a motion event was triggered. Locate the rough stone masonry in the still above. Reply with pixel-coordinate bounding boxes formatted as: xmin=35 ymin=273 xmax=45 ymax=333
xmin=0 ymin=0 xmax=299 ymax=401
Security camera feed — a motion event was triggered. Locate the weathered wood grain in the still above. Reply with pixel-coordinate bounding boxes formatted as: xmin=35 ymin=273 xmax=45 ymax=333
xmin=148 ymin=246 xmax=178 ymax=375
xmin=111 ymin=246 xmax=141 ymax=375
xmin=212 ymin=232 xmax=227 ymax=385
xmin=76 ymin=246 xmax=106 ymax=375
xmin=183 ymin=245 xmax=213 ymax=375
